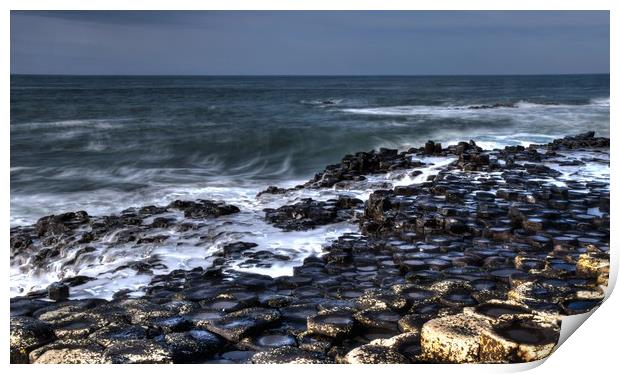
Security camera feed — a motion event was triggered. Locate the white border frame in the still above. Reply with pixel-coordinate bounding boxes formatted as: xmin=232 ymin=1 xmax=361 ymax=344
xmin=3 ymin=2 xmax=616 ymax=373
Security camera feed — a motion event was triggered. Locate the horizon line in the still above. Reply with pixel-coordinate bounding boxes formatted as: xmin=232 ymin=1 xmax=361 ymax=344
xmin=10 ymin=72 xmax=611 ymax=78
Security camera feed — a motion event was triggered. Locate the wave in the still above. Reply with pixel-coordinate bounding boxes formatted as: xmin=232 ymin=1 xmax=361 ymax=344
xmin=10 ymin=118 xmax=131 ymax=131
xmin=340 ymin=98 xmax=609 ymax=116
xmin=589 ymin=97 xmax=610 ymax=106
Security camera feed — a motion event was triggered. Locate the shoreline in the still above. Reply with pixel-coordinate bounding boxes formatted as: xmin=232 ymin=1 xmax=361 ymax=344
xmin=10 ymin=132 xmax=610 ymax=364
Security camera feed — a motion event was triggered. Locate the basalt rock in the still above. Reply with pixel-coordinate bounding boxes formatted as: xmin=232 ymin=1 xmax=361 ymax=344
xmin=420 ymin=313 xmax=492 ymax=363
xmin=10 ymin=317 xmax=56 ymax=364
xmin=307 ymin=309 xmax=356 ymax=338
xmin=251 ymin=346 xmax=329 ymax=364
xmin=167 ymin=200 xmax=240 ymax=219
xmin=47 ymin=282 xmax=69 ymax=301
xmin=344 ymin=332 xmax=419 ymax=364
xmin=203 ymin=307 xmax=281 ymax=342
xmin=30 ymin=340 xmax=105 ymax=364
xmin=161 ymin=330 xmax=223 ymax=362
xmin=9 ymin=134 xmax=610 ymax=364
xmin=478 ymin=315 xmax=560 ymax=363
xmin=264 ymin=196 xmax=363 ymax=231
xmin=103 ymin=340 xmax=173 ymax=364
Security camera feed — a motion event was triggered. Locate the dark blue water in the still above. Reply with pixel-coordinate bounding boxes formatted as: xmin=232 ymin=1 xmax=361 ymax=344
xmin=10 ymin=75 xmax=609 ymax=225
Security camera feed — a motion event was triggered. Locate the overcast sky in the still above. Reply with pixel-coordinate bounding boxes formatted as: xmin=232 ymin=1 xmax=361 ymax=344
xmin=10 ymin=10 xmax=610 ymax=75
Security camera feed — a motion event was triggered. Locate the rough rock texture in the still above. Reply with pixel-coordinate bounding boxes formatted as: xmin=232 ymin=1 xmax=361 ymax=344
xmin=420 ymin=314 xmax=492 ymax=363
xmin=10 ymin=317 xmax=56 ymax=364
xmin=251 ymin=346 xmax=328 ymax=364
xmin=264 ymin=196 xmax=363 ymax=231
xmin=103 ymin=340 xmax=173 ymax=364
xmin=9 ymin=133 xmax=609 ymax=364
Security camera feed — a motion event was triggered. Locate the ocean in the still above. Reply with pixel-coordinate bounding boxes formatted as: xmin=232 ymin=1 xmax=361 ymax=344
xmin=10 ymin=74 xmax=610 ymax=298
xmin=10 ymin=74 xmax=610 ymax=226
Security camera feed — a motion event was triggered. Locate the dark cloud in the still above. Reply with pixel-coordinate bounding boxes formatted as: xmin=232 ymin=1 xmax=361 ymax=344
xmin=10 ymin=11 xmax=610 ymax=75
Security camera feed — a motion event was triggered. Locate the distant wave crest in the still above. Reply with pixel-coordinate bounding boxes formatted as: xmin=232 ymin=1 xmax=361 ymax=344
xmin=341 ymin=98 xmax=609 ymax=116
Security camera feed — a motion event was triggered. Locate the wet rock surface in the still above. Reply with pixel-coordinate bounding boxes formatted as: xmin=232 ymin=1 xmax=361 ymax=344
xmin=10 ymin=133 xmax=610 ymax=364
xmin=264 ymin=196 xmax=363 ymax=231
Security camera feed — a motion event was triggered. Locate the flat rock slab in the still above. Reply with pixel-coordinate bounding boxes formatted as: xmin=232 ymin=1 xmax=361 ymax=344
xmin=420 ymin=314 xmax=492 ymax=363
xmin=251 ymin=346 xmax=329 ymax=364
xmin=103 ymin=340 xmax=173 ymax=364
xmin=204 ymin=307 xmax=281 ymax=342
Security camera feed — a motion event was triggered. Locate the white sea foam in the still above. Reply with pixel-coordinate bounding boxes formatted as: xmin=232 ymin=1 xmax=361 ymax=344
xmin=11 ymin=118 xmax=130 ymax=131
xmin=341 ymin=99 xmax=609 ymax=117
xmin=9 ymin=154 xmax=466 ymax=299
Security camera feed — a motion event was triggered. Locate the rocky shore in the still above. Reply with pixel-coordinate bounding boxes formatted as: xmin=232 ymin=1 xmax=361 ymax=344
xmin=10 ymin=132 xmax=610 ymax=364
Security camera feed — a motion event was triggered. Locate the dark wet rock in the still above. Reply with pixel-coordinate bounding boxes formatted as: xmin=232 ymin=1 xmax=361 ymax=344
xmin=161 ymin=330 xmax=222 ymax=362
xmin=544 ymin=131 xmax=610 ymax=150
xmin=296 ymin=148 xmax=426 ymax=189
xmin=264 ymin=196 xmax=362 ymax=231
xmin=62 ymin=275 xmax=96 ymax=287
xmin=204 ymin=307 xmax=280 ymax=342
xmin=221 ymin=241 xmax=258 ymax=255
xmin=298 ymin=332 xmax=333 ymax=353
xmin=281 ymin=304 xmax=319 ymax=322
xmin=354 ymin=307 xmax=401 ymax=330
xmin=47 ymin=282 xmax=69 ymax=301
xmin=167 ymin=199 xmax=240 ymax=219
xmin=423 ymin=140 xmax=443 ymax=155
xmin=150 ymin=217 xmax=176 ymax=228
xmin=468 ymin=103 xmax=517 ymax=110
xmin=35 ymin=211 xmax=89 ymax=237
xmin=238 ymin=333 xmax=297 ymax=351
xmin=257 ymin=185 xmax=289 ymax=197
xmin=10 ymin=317 xmax=56 ymax=364
xmin=149 ymin=315 xmax=193 ymax=333
xmin=356 ymin=289 xmax=407 ymax=311
xmin=10 ymin=232 xmax=33 ymax=255
xmin=560 ymin=298 xmax=603 ymax=315
xmin=251 ymin=346 xmax=329 ymax=364
xmin=138 ymin=205 xmax=169 ymax=215
xmin=10 ymin=298 xmax=53 ymax=317
xmin=466 ymin=300 xmax=531 ymax=320
xmin=8 ymin=135 xmax=609 ymax=364
xmin=307 ymin=310 xmax=356 ymax=338
xmin=116 ymin=299 xmax=176 ymax=324
xmin=103 ymin=340 xmax=173 ymax=364
xmin=89 ymin=325 xmax=149 ymax=347
xmin=162 ymin=300 xmax=200 ymax=315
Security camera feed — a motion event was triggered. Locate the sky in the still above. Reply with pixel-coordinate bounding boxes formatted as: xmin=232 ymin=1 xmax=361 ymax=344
xmin=10 ymin=10 xmax=610 ymax=75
